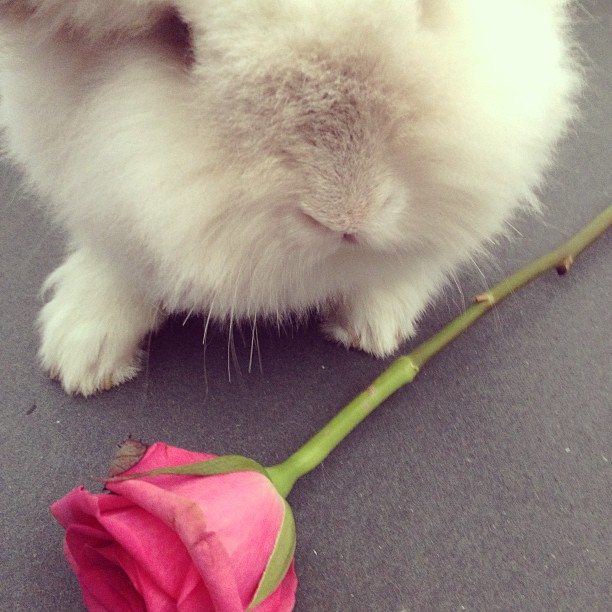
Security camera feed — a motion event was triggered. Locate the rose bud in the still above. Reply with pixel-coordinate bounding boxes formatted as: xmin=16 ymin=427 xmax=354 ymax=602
xmin=51 ymin=442 xmax=297 ymax=611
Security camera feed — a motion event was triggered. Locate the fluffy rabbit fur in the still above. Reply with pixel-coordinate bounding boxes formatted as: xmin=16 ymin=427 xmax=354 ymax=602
xmin=0 ymin=1 xmax=580 ymax=395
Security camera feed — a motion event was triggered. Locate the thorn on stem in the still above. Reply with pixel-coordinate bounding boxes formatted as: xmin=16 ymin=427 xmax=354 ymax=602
xmin=556 ymin=255 xmax=574 ymax=275
xmin=473 ymin=292 xmax=495 ymax=305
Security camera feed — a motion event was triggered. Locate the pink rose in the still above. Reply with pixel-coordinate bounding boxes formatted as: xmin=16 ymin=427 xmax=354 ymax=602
xmin=51 ymin=443 xmax=297 ymax=611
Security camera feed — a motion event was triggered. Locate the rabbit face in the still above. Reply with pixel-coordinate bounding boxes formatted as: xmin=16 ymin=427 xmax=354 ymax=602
xmin=0 ymin=1 xmax=580 ymax=393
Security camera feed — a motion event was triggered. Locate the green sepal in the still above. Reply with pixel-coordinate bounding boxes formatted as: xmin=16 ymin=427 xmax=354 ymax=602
xmin=105 ymin=455 xmax=269 ymax=482
xmin=247 ymin=500 xmax=296 ymax=611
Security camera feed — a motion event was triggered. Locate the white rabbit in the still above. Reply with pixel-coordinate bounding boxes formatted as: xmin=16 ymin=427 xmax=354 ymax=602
xmin=0 ymin=1 xmax=580 ymax=395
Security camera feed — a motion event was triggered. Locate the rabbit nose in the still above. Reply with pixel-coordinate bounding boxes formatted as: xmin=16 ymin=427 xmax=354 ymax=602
xmin=342 ymin=233 xmax=358 ymax=244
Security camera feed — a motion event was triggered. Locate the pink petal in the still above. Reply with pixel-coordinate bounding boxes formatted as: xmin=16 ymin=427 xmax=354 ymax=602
xmin=109 ymin=444 xmax=288 ymax=606
xmin=120 ymin=442 xmax=217 ymax=475
xmin=95 ymin=540 xmax=175 ymax=611
xmin=107 ymin=478 xmax=245 ymax=611
xmin=52 ymin=489 xmax=147 ymax=612
xmin=53 ymin=486 xmax=200 ymax=604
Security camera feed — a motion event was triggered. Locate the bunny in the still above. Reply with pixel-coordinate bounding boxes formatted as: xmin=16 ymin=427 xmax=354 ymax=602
xmin=0 ymin=1 xmax=580 ymax=395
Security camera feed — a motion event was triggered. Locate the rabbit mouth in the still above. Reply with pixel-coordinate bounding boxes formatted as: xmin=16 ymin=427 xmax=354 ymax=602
xmin=298 ymin=211 xmax=363 ymax=249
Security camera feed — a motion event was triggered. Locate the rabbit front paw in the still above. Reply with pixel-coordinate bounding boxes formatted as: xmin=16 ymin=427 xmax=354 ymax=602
xmin=321 ymin=289 xmax=422 ymax=358
xmin=38 ymin=251 xmax=161 ymax=396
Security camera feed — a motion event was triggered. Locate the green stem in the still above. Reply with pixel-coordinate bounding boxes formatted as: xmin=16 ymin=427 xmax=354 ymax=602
xmin=266 ymin=204 xmax=612 ymax=497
